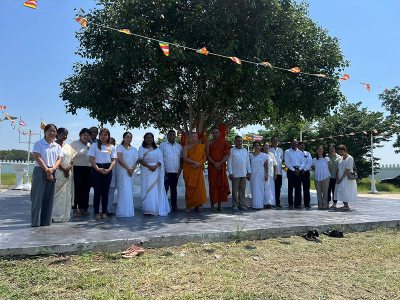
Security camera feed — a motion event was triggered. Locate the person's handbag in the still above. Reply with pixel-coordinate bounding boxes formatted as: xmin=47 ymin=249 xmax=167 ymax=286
xmin=347 ymin=160 xmax=358 ymax=180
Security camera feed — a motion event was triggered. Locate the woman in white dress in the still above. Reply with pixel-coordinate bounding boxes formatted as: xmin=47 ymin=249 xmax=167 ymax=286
xmin=262 ymin=142 xmax=277 ymax=209
xmin=250 ymin=141 xmax=269 ymax=209
xmin=312 ymin=145 xmax=331 ymax=209
xmin=116 ymin=132 xmax=138 ymax=217
xmin=334 ymin=144 xmax=358 ymax=210
xmin=53 ymin=128 xmax=76 ymax=222
xmin=138 ymin=133 xmax=170 ymax=216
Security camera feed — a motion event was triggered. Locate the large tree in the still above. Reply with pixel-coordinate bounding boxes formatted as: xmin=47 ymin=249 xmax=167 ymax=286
xmin=379 ymin=86 xmax=400 ymax=153
xmin=61 ymin=0 xmax=348 ymax=136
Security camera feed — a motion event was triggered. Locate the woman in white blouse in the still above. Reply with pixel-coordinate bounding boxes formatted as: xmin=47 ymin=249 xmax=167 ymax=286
xmin=138 ymin=133 xmax=170 ymax=216
xmin=312 ymin=145 xmax=332 ymax=209
xmin=250 ymin=141 xmax=269 ymax=209
xmin=31 ymin=124 xmax=63 ymax=227
xmin=116 ymin=132 xmax=138 ymax=217
xmin=335 ymin=144 xmax=358 ymax=210
xmin=70 ymin=128 xmax=92 ymax=217
xmin=88 ymin=128 xmax=117 ymax=220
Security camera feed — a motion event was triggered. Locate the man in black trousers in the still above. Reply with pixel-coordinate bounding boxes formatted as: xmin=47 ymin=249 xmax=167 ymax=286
xmin=298 ymin=142 xmax=312 ymax=209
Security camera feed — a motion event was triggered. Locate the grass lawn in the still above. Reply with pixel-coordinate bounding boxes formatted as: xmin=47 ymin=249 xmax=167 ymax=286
xmin=0 ymin=174 xmax=31 ymax=189
xmin=1 ymin=228 xmax=400 ymax=299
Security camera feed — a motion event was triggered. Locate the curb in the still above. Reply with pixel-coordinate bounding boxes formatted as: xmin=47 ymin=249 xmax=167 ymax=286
xmin=1 ymin=220 xmax=399 ymax=257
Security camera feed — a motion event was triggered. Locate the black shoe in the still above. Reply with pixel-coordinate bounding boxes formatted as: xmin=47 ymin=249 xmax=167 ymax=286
xmin=305 ymin=206 xmax=312 ymax=209
xmin=276 ymin=205 xmax=283 ymax=208
xmin=106 ymin=212 xmax=116 ymax=216
xmin=295 ymin=206 xmax=302 ymax=209
xmin=288 ymin=205 xmax=294 ymax=209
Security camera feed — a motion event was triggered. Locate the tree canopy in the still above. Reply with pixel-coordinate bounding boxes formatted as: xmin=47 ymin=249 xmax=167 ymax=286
xmin=379 ymin=86 xmax=400 ymax=153
xmin=61 ymin=0 xmax=348 ymax=136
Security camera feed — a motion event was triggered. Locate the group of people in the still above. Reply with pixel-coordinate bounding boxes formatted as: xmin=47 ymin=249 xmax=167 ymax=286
xmin=29 ymin=124 xmax=358 ymax=227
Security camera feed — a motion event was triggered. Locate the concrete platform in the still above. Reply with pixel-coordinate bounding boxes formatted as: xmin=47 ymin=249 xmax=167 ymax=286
xmin=0 ymin=190 xmax=399 ymax=257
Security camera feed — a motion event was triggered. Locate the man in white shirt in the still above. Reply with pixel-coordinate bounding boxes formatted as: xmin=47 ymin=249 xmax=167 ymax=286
xmin=89 ymin=126 xmax=99 ymax=144
xmin=159 ymin=130 xmax=183 ymax=211
xmin=298 ymin=142 xmax=312 ymax=208
xmin=284 ymin=139 xmax=303 ymax=208
xmin=269 ymin=136 xmax=284 ymax=208
xmin=227 ymin=136 xmax=251 ymax=211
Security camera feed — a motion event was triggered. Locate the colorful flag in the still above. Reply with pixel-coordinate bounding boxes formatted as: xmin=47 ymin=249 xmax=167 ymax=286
xmin=373 ymin=129 xmax=378 ymax=134
xmin=389 ymin=126 xmax=394 ymax=129
xmin=349 ymin=132 xmax=355 ymax=136
xmin=40 ymin=121 xmax=46 ymax=130
xmin=314 ymin=74 xmax=326 ymax=78
xmin=385 ymin=88 xmax=389 ymax=93
xmin=19 ymin=118 xmax=27 ymax=126
xmin=339 ymin=74 xmax=350 ymax=81
xmin=288 ymin=67 xmax=300 ymax=73
xmin=253 ymin=135 xmax=263 ymax=141
xmin=311 ymin=139 xmax=316 ymax=142
xmin=361 ymin=83 xmax=371 ymax=91
xmin=196 ymin=47 xmax=209 ymax=55
xmin=3 ymin=112 xmax=11 ymax=120
xmin=11 ymin=120 xmax=15 ymax=126
xmin=23 ymin=0 xmax=37 ymax=9
xmin=159 ymin=42 xmax=169 ymax=56
xmin=261 ymin=62 xmax=271 ymax=67
xmin=363 ymin=131 xmax=367 ymax=134
xmin=243 ymin=135 xmax=252 ymax=141
xmin=329 ymin=136 xmax=333 ymax=139
xmin=338 ymin=135 xmax=344 ymax=137
xmin=230 ymin=57 xmax=241 ymax=64
xmin=74 ymin=17 xmax=87 ymax=28
xmin=119 ymin=29 xmax=130 ymax=34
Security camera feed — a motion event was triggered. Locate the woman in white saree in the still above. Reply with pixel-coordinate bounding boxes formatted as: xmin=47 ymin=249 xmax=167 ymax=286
xmin=53 ymin=128 xmax=76 ymax=222
xmin=138 ymin=133 xmax=170 ymax=216
xmin=263 ymin=142 xmax=277 ymax=208
xmin=250 ymin=141 xmax=269 ymax=209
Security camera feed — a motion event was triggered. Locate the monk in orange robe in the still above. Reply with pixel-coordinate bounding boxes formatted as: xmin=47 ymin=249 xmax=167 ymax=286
xmin=183 ymin=132 xmax=207 ymax=212
xmin=205 ymin=127 xmax=231 ymax=211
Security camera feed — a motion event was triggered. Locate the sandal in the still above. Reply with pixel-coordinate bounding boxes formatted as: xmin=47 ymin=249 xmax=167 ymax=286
xmin=122 ymin=250 xmax=139 ymax=259
xmin=195 ymin=207 xmax=203 ymax=212
xmin=101 ymin=214 xmax=108 ymax=219
xmin=95 ymin=214 xmax=102 ymax=220
xmin=73 ymin=209 xmax=81 ymax=217
xmin=339 ymin=206 xmax=350 ymax=210
xmin=185 ymin=208 xmax=191 ymax=213
xmin=122 ymin=245 xmax=144 ymax=255
xmin=80 ymin=210 xmax=90 ymax=215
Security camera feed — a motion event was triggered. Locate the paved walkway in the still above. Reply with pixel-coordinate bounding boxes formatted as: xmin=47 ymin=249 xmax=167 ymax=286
xmin=0 ymin=190 xmax=399 ymax=256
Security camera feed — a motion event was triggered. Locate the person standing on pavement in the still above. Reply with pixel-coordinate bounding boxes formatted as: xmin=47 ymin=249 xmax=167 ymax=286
xmin=227 ymin=136 xmax=251 ymax=211
xmin=298 ymin=142 xmax=312 ymax=209
xmin=269 ymin=136 xmax=284 ymax=208
xmin=31 ymin=124 xmax=63 ymax=227
xmin=284 ymin=139 xmax=303 ymax=209
xmin=327 ymin=143 xmax=341 ymax=209
xmin=159 ymin=130 xmax=183 ymax=212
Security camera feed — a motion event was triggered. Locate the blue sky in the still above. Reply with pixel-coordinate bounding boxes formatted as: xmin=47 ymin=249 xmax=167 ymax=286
xmin=0 ymin=0 xmax=399 ymax=165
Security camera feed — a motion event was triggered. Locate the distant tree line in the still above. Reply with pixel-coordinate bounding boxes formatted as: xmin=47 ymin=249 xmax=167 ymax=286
xmin=0 ymin=149 xmax=34 ymax=162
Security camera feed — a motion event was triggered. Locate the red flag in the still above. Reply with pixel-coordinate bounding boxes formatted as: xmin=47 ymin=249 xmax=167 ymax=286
xmin=339 ymin=74 xmax=350 ymax=81
xmin=19 ymin=118 xmax=27 ymax=126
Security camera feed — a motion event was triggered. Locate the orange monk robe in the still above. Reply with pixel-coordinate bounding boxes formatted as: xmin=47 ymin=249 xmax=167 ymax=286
xmin=208 ymin=139 xmax=231 ymax=204
xmin=183 ymin=144 xmax=207 ymax=208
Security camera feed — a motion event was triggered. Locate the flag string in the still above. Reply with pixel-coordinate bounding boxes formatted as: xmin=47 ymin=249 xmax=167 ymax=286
xmin=4 ymin=0 xmax=391 ymax=92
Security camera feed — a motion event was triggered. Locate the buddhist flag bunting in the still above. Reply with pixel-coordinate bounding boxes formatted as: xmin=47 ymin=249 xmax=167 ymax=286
xmin=349 ymin=132 xmax=355 ymax=136
xmin=329 ymin=136 xmax=333 ymax=139
xmin=196 ymin=47 xmax=209 ymax=55
xmin=385 ymin=89 xmax=389 ymax=93
xmin=288 ymin=67 xmax=300 ymax=73
xmin=119 ymin=29 xmax=130 ymax=34
xmin=40 ymin=121 xmax=46 ymax=130
xmin=373 ymin=129 xmax=378 ymax=134
xmin=311 ymin=139 xmax=316 ymax=142
xmin=74 ymin=17 xmax=87 ymax=28
xmin=23 ymin=0 xmax=37 ymax=9
xmin=389 ymin=126 xmax=394 ymax=129
xmin=159 ymin=42 xmax=169 ymax=56
xmin=230 ymin=57 xmax=241 ymax=64
xmin=339 ymin=74 xmax=350 ymax=81
xmin=361 ymin=83 xmax=371 ymax=91
xmin=19 ymin=118 xmax=27 ymax=126
xmin=11 ymin=120 xmax=15 ymax=126
xmin=244 ymin=135 xmax=252 ymax=141
xmin=338 ymin=135 xmax=344 ymax=137
xmin=315 ymin=74 xmax=326 ymax=78
xmin=253 ymin=135 xmax=263 ymax=141
xmin=261 ymin=62 xmax=272 ymax=67
xmin=363 ymin=131 xmax=367 ymax=135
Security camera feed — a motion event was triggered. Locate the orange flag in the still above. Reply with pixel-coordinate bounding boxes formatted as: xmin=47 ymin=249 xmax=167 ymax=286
xmin=339 ymin=74 xmax=350 ymax=81
xmin=23 ymin=0 xmax=37 ymax=9
xmin=230 ymin=57 xmax=241 ymax=64
xmin=288 ymin=67 xmax=300 ymax=73
xmin=74 ymin=17 xmax=87 ymax=28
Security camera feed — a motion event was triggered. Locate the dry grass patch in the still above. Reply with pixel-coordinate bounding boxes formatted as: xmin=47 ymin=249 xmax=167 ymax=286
xmin=1 ymin=228 xmax=400 ymax=299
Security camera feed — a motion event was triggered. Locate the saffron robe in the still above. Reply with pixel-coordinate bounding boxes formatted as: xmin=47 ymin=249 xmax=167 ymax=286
xmin=208 ymin=139 xmax=231 ymax=204
xmin=183 ymin=144 xmax=207 ymax=208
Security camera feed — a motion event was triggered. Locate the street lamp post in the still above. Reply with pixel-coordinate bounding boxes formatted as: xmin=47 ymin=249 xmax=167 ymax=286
xmin=370 ymin=134 xmax=378 ymax=194
xmin=300 ymin=127 xmax=316 ymax=142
